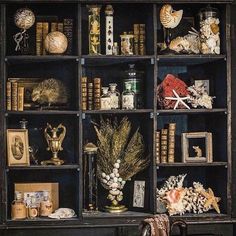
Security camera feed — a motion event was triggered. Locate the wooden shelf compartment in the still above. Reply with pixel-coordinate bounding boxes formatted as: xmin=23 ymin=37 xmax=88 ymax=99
xmin=156 ymin=162 xmax=228 ymax=167
xmin=6 ymin=165 xmax=80 ymax=171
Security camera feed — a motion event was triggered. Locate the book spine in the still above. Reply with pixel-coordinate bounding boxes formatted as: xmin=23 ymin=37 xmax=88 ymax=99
xmin=168 ymin=123 xmax=176 ymax=163
xmin=139 ymin=24 xmax=146 ymax=55
xmin=155 ymin=131 xmax=160 ymax=164
xmin=133 ymin=24 xmax=139 ymax=55
xmin=42 ymin=22 xmax=49 ymax=55
xmin=94 ymin=78 xmax=101 ymax=110
xmin=63 ymin=18 xmax=73 ymax=55
xmin=160 ymin=128 xmax=168 ymax=163
xmin=57 ymin=22 xmax=64 ymax=33
xmin=51 ymin=22 xmax=58 ymax=32
xmin=36 ymin=22 xmax=43 ymax=56
xmin=87 ymin=82 xmax=94 ymax=110
xmin=11 ymin=82 xmax=18 ymax=111
xmin=81 ymin=77 xmax=87 ymax=111
xmin=17 ymin=87 xmax=24 ymax=111
xmin=6 ymin=81 xmax=12 ymax=111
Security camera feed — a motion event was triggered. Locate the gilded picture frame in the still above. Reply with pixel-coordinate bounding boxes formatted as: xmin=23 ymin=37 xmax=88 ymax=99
xmin=7 ymin=129 xmax=30 ymax=166
xmin=181 ymin=132 xmax=213 ymax=163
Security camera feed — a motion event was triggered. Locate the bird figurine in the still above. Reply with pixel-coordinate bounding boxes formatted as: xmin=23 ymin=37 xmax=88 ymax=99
xmin=31 ymin=78 xmax=68 ymax=109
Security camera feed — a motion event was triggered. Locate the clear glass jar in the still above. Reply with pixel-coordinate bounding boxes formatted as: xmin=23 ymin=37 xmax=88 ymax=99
xmin=123 ymin=64 xmax=144 ymax=108
xmin=28 ymin=196 xmax=39 ymax=219
xmin=11 ymin=191 xmax=27 ymax=220
xmin=100 ymin=87 xmax=111 ymax=110
xmin=122 ymin=82 xmax=135 ymax=110
xmin=40 ymin=191 xmax=53 ymax=217
xmin=109 ymin=83 xmax=120 ymax=109
xmin=199 ymin=5 xmax=220 ymax=54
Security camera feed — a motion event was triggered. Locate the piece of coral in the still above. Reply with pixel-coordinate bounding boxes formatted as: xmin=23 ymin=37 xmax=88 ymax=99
xmin=157 ymin=74 xmax=190 ymax=109
xmin=156 ymin=174 xmax=221 ymax=216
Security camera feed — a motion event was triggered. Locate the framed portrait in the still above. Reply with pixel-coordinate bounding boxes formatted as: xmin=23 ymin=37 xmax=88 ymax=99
xmin=133 ymin=180 xmax=145 ymax=208
xmin=181 ymin=132 xmax=213 ymax=163
xmin=7 ymin=129 xmax=30 ymax=166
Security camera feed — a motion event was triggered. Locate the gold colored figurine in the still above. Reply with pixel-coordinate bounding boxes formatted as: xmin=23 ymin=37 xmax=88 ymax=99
xmin=41 ymin=123 xmax=66 ymax=165
xmin=88 ymin=5 xmax=101 ymax=55
xmin=193 ymin=146 xmax=202 ymax=158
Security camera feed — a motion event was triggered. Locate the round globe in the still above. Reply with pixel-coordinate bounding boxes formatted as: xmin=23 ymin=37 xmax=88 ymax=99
xmin=14 ymin=8 xmax=35 ymax=30
xmin=44 ymin=31 xmax=68 ymax=54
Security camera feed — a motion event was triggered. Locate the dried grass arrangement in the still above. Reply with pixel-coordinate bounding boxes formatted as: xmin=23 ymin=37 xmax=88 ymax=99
xmin=94 ymin=116 xmax=149 ymax=183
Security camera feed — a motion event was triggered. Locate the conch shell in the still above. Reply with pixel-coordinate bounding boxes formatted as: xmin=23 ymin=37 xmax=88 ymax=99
xmin=160 ymin=4 xmax=183 ymax=29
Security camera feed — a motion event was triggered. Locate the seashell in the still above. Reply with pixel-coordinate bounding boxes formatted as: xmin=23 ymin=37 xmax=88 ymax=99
xmin=114 ymin=163 xmax=120 ymax=169
xmin=113 ymin=168 xmax=118 ymax=174
xmin=113 ymin=177 xmax=118 ymax=183
xmin=110 ymin=173 xmax=115 ymax=178
xmin=106 ymin=175 xmax=110 ymax=180
xmin=169 ymin=37 xmax=184 ymax=53
xmin=210 ymin=23 xmax=219 ymax=34
xmin=102 ymin=179 xmax=108 ymax=184
xmin=117 ymin=159 xmax=121 ymax=163
xmin=102 ymin=173 xmax=106 ymax=178
xmin=160 ymin=4 xmax=183 ymax=29
xmin=118 ymin=178 xmax=123 ymax=182
xmin=111 ymin=182 xmax=118 ymax=189
xmin=109 ymin=189 xmax=120 ymax=196
xmin=115 ymin=173 xmax=120 ymax=177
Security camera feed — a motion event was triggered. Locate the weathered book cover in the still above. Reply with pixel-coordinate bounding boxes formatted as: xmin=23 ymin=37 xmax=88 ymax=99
xmin=51 ymin=22 xmax=58 ymax=32
xmin=139 ymin=24 xmax=146 ymax=55
xmin=81 ymin=77 xmax=87 ymax=111
xmin=36 ymin=22 xmax=43 ymax=56
xmin=42 ymin=22 xmax=49 ymax=55
xmin=11 ymin=81 xmax=18 ymax=111
xmin=17 ymin=87 xmax=24 ymax=111
xmin=93 ymin=78 xmax=101 ymax=110
xmin=87 ymin=82 xmax=94 ymax=110
xmin=63 ymin=18 xmax=73 ymax=55
xmin=168 ymin=123 xmax=176 ymax=163
xmin=133 ymin=24 xmax=139 ymax=55
xmin=160 ymin=128 xmax=168 ymax=163
xmin=57 ymin=23 xmax=64 ymax=33
xmin=6 ymin=81 xmax=11 ymax=111
xmin=156 ymin=131 xmax=161 ymax=164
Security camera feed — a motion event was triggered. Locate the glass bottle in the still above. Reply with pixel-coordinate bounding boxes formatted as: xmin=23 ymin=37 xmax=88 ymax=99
xmin=109 ymin=83 xmax=120 ymax=109
xmin=40 ymin=191 xmax=53 ymax=217
xmin=28 ymin=196 xmax=38 ymax=219
xmin=198 ymin=5 xmax=220 ymax=54
xmin=100 ymin=87 xmax=111 ymax=110
xmin=123 ymin=64 xmax=144 ymax=108
xmin=122 ymin=82 xmax=135 ymax=110
xmin=112 ymin=42 xmax=119 ymax=55
xmin=11 ymin=191 xmax=27 ymax=220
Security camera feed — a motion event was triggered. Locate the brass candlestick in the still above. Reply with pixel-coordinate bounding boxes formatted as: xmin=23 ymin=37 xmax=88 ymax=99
xmin=41 ymin=123 xmax=66 ymax=165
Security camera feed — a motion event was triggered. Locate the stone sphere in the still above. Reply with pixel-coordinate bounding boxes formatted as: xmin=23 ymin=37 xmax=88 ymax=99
xmin=14 ymin=8 xmax=35 ymax=30
xmin=44 ymin=31 xmax=68 ymax=54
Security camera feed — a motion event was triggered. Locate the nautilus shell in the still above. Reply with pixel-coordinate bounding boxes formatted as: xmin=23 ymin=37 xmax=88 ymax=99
xmin=160 ymin=4 xmax=183 ymax=29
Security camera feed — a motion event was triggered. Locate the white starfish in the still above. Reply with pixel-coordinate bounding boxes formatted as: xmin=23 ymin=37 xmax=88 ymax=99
xmin=165 ymin=89 xmax=191 ymax=110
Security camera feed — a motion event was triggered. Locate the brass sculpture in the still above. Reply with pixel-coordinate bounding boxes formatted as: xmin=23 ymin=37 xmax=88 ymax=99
xmin=41 ymin=123 xmax=66 ymax=165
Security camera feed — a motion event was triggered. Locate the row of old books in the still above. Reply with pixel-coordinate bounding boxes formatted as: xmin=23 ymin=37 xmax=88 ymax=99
xmin=81 ymin=77 xmax=101 ymax=110
xmin=133 ymin=24 xmax=146 ymax=55
xmin=6 ymin=79 xmax=24 ymax=111
xmin=156 ymin=123 xmax=176 ymax=164
xmin=6 ymin=78 xmax=41 ymax=111
xmin=36 ymin=18 xmax=73 ymax=56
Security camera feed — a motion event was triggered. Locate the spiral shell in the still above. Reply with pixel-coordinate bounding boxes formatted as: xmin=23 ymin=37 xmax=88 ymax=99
xmin=160 ymin=4 xmax=183 ymax=29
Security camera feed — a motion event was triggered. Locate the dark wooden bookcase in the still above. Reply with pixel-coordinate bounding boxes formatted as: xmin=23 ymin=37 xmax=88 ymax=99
xmin=0 ymin=0 xmax=234 ymax=234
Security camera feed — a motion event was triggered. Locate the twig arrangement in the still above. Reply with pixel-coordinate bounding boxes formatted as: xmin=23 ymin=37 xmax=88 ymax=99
xmin=93 ymin=116 xmax=149 ymax=188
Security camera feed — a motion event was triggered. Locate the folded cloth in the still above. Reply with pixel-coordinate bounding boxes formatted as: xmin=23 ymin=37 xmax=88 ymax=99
xmin=48 ymin=208 xmax=77 ymax=219
xmin=140 ymin=214 xmax=170 ymax=236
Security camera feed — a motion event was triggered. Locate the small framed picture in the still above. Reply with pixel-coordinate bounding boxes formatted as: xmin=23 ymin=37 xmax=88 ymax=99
xmin=133 ymin=180 xmax=145 ymax=208
xmin=181 ymin=132 xmax=213 ymax=163
xmin=194 ymin=80 xmax=210 ymax=94
xmin=7 ymin=129 xmax=30 ymax=166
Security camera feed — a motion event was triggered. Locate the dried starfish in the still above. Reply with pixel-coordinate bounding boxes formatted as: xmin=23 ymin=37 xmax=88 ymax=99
xmin=200 ymin=188 xmax=221 ymax=214
xmin=165 ymin=89 xmax=190 ymax=110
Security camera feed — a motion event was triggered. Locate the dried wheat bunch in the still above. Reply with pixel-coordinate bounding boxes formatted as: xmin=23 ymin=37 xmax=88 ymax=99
xmin=93 ymin=116 xmax=149 ymax=183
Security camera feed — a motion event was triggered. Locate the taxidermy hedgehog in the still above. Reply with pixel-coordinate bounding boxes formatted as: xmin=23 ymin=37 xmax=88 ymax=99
xmin=31 ymin=78 xmax=68 ymax=107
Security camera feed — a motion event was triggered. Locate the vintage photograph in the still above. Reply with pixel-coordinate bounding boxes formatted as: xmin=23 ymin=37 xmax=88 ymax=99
xmin=133 ymin=180 xmax=145 ymax=208
xmin=7 ymin=129 xmax=30 ymax=166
